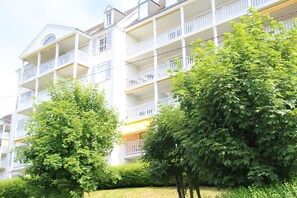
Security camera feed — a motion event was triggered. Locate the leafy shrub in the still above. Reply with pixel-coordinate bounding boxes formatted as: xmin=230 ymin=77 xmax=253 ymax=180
xmin=221 ymin=179 xmax=297 ymax=198
xmin=97 ymin=161 xmax=175 ymax=189
xmin=0 ymin=178 xmax=29 ymax=198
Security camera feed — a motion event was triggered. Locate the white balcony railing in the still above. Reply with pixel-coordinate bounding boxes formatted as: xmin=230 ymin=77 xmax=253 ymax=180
xmin=15 ymin=127 xmax=27 ymax=139
xmin=157 ymin=25 xmax=182 ymax=47
xmin=185 ymin=55 xmax=194 ymax=70
xmin=126 ymin=101 xmax=155 ymax=121
xmin=216 ymin=0 xmax=248 ymax=24
xmin=284 ymin=19 xmax=295 ymax=30
xmin=251 ymin=0 xmax=277 ymax=8
xmin=158 ymin=97 xmax=175 ymax=108
xmin=185 ymin=12 xmax=213 ymax=35
xmin=37 ymin=90 xmax=50 ymax=103
xmin=18 ymin=97 xmax=33 ymax=111
xmin=39 ymin=59 xmax=55 ymax=75
xmin=126 ymin=69 xmax=154 ymax=89
xmin=127 ymin=37 xmax=154 ymax=57
xmin=22 ymin=67 xmax=37 ymax=82
xmin=157 ymin=60 xmax=180 ymax=79
xmin=125 ymin=139 xmax=144 ymax=156
xmin=58 ymin=50 xmax=75 ymax=67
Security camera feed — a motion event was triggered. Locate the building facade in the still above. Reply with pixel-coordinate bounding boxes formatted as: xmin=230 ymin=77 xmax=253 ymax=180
xmin=0 ymin=115 xmax=11 ymax=180
xmin=5 ymin=0 xmax=297 ymax=179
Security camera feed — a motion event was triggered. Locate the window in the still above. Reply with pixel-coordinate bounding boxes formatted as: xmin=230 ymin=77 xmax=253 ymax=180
xmin=43 ymin=34 xmax=56 ymax=45
xmin=99 ymin=37 xmax=107 ymax=52
xmin=17 ymin=118 xmax=26 ymax=130
xmin=106 ymin=11 xmax=112 ymax=26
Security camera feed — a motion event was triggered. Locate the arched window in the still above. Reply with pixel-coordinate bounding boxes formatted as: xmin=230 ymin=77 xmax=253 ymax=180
xmin=43 ymin=34 xmax=56 ymax=45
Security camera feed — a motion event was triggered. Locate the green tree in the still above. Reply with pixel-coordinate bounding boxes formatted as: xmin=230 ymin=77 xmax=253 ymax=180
xmin=20 ymin=81 xmax=120 ymax=198
xmin=172 ymin=10 xmax=297 ymax=187
xmin=143 ymin=105 xmax=202 ymax=198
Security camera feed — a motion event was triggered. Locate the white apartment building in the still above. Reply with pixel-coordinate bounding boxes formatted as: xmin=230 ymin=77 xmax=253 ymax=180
xmin=0 ymin=115 xmax=10 ymax=180
xmin=5 ymin=0 xmax=297 ymax=179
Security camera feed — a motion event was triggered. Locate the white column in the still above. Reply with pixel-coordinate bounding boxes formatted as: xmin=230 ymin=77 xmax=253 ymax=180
xmin=180 ymin=6 xmax=185 ymax=37
xmin=20 ymin=61 xmax=25 ymax=84
xmin=211 ymin=0 xmax=219 ymax=46
xmin=35 ymin=53 xmax=41 ymax=97
xmin=54 ymin=43 xmax=59 ymax=83
xmin=87 ymin=39 xmax=92 ymax=83
xmin=181 ymin=39 xmax=186 ymax=69
xmin=153 ymin=19 xmax=158 ymax=110
xmin=73 ymin=33 xmax=79 ymax=79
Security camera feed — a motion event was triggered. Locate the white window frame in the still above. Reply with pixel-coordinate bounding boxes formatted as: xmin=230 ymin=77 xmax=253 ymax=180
xmin=98 ymin=37 xmax=107 ymax=53
xmin=106 ymin=11 xmax=112 ymax=26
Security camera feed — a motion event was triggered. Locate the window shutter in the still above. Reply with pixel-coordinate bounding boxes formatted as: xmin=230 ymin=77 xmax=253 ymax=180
xmin=106 ymin=31 xmax=112 ymax=50
xmin=106 ymin=60 xmax=111 ymax=79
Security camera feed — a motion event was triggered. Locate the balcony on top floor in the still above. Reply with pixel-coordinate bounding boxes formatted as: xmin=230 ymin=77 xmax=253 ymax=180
xmin=126 ymin=0 xmax=279 ymax=59
xmin=20 ymin=33 xmax=90 ymax=90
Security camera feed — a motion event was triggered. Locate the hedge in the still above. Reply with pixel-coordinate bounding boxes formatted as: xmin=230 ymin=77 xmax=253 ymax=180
xmin=0 ymin=178 xmax=29 ymax=198
xmin=97 ymin=161 xmax=175 ymax=189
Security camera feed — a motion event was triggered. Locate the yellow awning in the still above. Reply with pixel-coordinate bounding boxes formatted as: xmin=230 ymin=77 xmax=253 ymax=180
xmin=121 ymin=119 xmax=151 ymax=136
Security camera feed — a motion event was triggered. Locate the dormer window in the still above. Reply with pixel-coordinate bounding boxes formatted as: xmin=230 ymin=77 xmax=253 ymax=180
xmin=106 ymin=11 xmax=112 ymax=26
xmin=43 ymin=34 xmax=56 ymax=45
xmin=104 ymin=6 xmax=113 ymax=28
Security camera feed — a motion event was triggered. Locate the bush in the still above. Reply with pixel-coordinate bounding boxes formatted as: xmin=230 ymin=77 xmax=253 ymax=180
xmin=97 ymin=161 xmax=175 ymax=189
xmin=0 ymin=178 xmax=29 ymax=198
xmin=221 ymin=179 xmax=297 ymax=198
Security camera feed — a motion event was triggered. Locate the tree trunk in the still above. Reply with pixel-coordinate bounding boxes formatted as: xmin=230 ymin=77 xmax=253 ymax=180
xmin=194 ymin=175 xmax=202 ymax=198
xmin=175 ymin=174 xmax=183 ymax=198
xmin=188 ymin=175 xmax=194 ymax=198
xmin=81 ymin=190 xmax=84 ymax=198
xmin=180 ymin=173 xmax=186 ymax=198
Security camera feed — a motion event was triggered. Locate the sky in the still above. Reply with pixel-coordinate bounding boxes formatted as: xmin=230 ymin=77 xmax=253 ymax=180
xmin=0 ymin=0 xmax=139 ymax=117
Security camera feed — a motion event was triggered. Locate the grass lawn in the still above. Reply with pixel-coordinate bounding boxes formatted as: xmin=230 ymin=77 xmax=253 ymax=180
xmin=87 ymin=186 xmax=224 ymax=198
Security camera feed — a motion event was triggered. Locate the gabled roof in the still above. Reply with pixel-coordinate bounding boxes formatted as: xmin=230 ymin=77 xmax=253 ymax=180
xmin=21 ymin=24 xmax=77 ymax=58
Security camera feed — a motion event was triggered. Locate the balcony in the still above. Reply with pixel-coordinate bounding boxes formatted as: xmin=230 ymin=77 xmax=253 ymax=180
xmin=126 ymin=101 xmax=155 ymax=122
xmin=125 ymin=139 xmax=144 ymax=156
xmin=37 ymin=90 xmax=50 ymax=103
xmin=126 ymin=0 xmax=277 ymax=56
xmin=22 ymin=66 xmax=37 ymax=83
xmin=157 ymin=55 xmax=194 ymax=80
xmin=158 ymin=97 xmax=175 ymax=108
xmin=18 ymin=97 xmax=33 ymax=112
xmin=127 ymin=37 xmax=154 ymax=58
xmin=12 ymin=161 xmax=26 ymax=170
xmin=15 ymin=127 xmax=27 ymax=140
xmin=39 ymin=59 xmax=55 ymax=75
xmin=156 ymin=25 xmax=182 ymax=47
xmin=126 ymin=69 xmax=154 ymax=90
